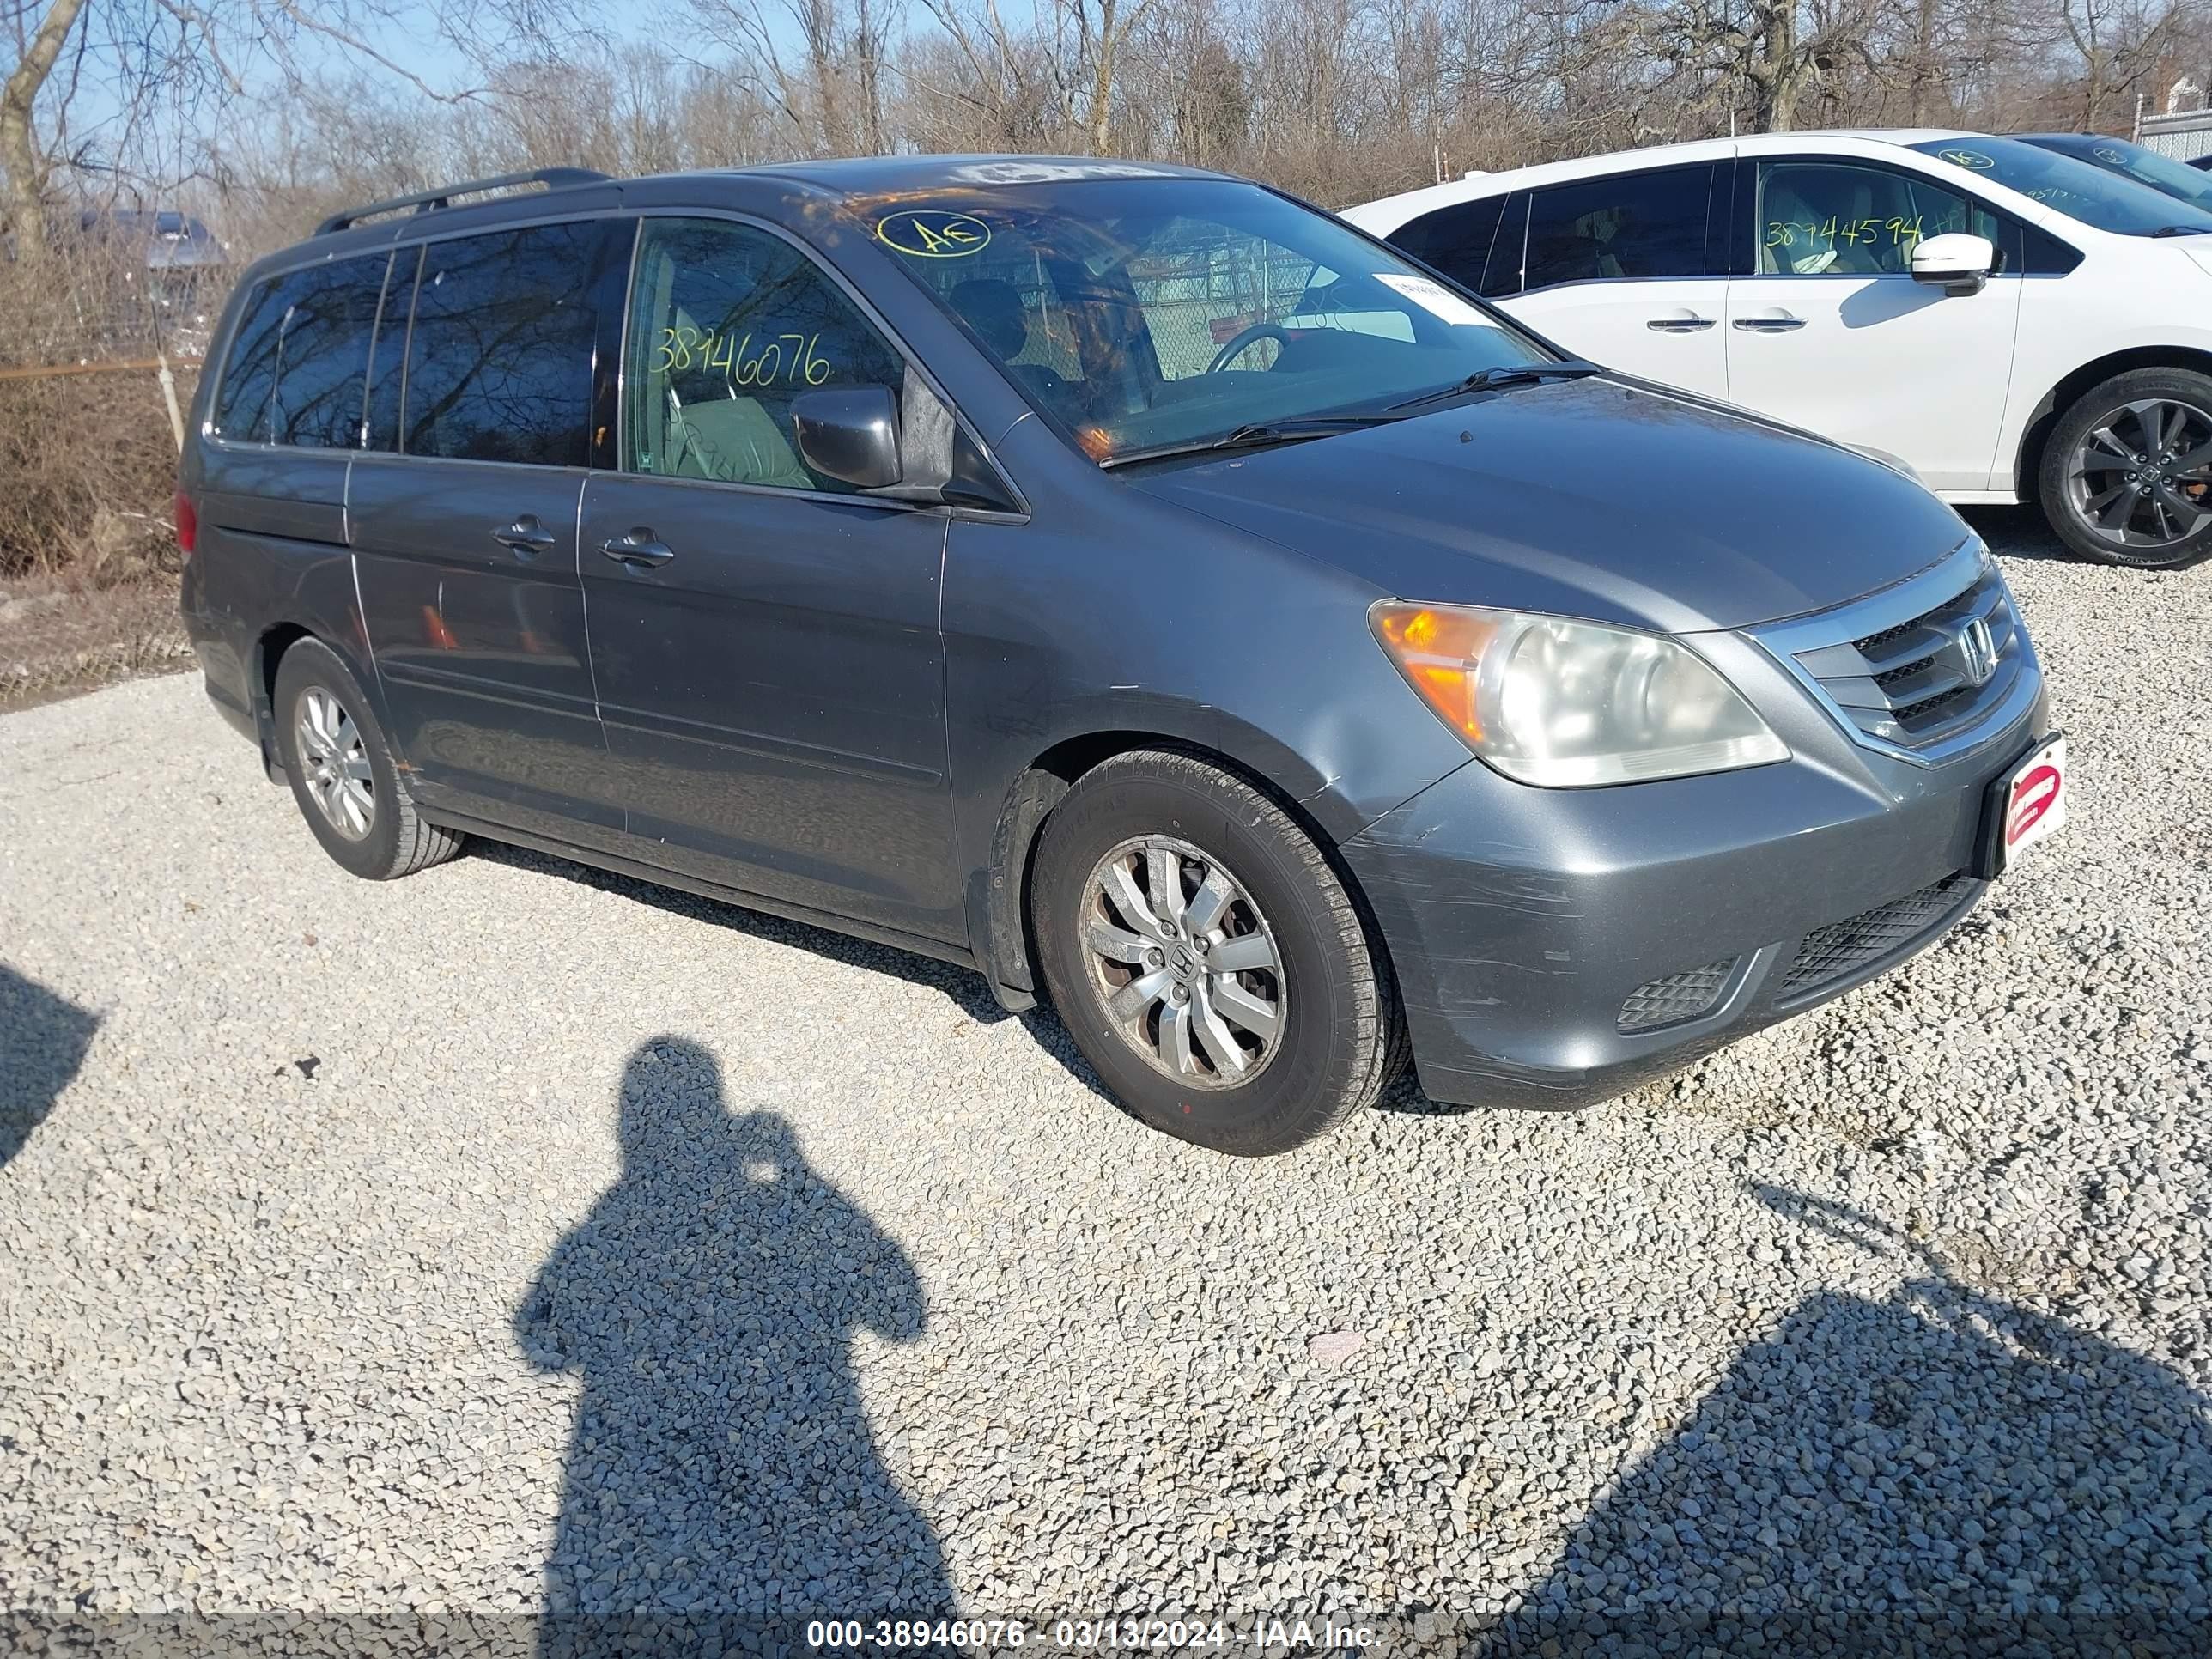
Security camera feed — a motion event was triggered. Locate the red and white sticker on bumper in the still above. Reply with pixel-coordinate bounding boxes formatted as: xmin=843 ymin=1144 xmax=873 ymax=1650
xmin=1986 ymin=735 xmax=2067 ymax=878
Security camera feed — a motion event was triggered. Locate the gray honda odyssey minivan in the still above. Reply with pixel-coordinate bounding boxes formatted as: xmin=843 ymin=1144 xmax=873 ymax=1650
xmin=179 ymin=156 xmax=2068 ymax=1154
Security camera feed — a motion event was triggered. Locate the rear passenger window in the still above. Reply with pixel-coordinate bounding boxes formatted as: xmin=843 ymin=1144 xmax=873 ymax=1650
xmin=1530 ymin=164 xmax=1716 ymax=292
xmin=210 ymin=254 xmax=392 ymax=447
xmin=404 ymin=223 xmax=600 ymax=466
xmin=1523 ymin=166 xmax=1715 ymax=291
xmin=1389 ymin=197 xmax=1507 ymax=295
xmin=623 ymin=217 xmax=905 ymax=492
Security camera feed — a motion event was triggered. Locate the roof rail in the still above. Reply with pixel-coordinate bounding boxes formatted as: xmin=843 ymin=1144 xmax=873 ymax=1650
xmin=313 ymin=167 xmax=614 ymax=238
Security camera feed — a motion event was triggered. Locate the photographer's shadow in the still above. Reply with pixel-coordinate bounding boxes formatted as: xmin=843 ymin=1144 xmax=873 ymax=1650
xmin=1484 ymin=1188 xmax=2212 ymax=1653
xmin=517 ymin=1038 xmax=951 ymax=1644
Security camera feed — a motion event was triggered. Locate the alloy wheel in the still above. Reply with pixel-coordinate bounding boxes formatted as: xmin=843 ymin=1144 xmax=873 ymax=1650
xmin=295 ymin=686 xmax=375 ymax=841
xmin=2066 ymin=398 xmax=2212 ymax=551
xmin=1080 ymin=835 xmax=1284 ymax=1088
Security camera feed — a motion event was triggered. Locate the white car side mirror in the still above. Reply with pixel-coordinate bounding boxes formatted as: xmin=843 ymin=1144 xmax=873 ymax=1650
xmin=1911 ymin=233 xmax=1996 ymax=295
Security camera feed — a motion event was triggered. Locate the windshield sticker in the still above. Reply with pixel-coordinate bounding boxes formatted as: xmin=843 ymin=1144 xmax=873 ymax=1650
xmin=877 ymin=210 xmax=992 ymax=258
xmin=1374 ymin=272 xmax=1487 ymax=325
xmin=1937 ymin=149 xmax=1996 ymax=170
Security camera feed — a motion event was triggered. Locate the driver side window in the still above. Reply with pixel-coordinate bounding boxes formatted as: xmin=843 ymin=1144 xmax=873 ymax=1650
xmin=1757 ymin=161 xmax=2000 ymax=276
xmin=623 ymin=217 xmax=905 ymax=492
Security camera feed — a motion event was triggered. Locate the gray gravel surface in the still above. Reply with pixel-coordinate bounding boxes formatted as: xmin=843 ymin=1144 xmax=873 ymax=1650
xmin=3 ymin=508 xmax=2209 ymax=1654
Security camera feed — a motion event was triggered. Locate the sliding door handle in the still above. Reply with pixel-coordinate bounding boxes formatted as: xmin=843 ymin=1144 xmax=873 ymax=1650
xmin=599 ymin=530 xmax=676 ymax=569
xmin=1732 ymin=313 xmax=1806 ymax=332
xmin=491 ymin=515 xmax=557 ymax=554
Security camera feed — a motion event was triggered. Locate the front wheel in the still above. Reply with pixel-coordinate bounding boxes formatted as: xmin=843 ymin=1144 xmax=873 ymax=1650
xmin=1030 ymin=750 xmax=1400 ymax=1155
xmin=2039 ymin=368 xmax=2212 ymax=568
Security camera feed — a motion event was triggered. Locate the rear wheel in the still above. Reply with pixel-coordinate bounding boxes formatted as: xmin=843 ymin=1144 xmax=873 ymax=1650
xmin=272 ymin=637 xmax=462 ymax=880
xmin=1030 ymin=750 xmax=1399 ymax=1155
xmin=2039 ymin=368 xmax=2212 ymax=568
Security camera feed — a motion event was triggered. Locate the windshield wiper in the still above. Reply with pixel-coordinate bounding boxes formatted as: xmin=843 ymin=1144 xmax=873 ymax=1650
xmin=2151 ymin=223 xmax=2212 ymax=237
xmin=1385 ymin=360 xmax=1603 ymax=414
xmin=1099 ymin=415 xmax=1401 ymax=469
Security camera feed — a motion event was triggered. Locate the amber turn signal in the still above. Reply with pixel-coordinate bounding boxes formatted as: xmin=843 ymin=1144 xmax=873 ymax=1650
xmin=1369 ymin=602 xmax=1501 ymax=744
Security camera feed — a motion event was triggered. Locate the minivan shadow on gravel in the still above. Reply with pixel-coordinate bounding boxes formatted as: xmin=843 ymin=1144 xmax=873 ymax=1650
xmin=516 ymin=1038 xmax=956 ymax=1650
xmin=0 ymin=963 xmax=98 ymax=1170
xmin=1478 ymin=1187 xmax=2212 ymax=1655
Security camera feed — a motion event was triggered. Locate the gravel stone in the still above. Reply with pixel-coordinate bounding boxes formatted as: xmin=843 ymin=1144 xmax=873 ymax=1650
xmin=1 ymin=508 xmax=2208 ymax=1655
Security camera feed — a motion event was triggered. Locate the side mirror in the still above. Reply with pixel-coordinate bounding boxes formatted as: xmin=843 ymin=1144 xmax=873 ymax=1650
xmin=791 ymin=386 xmax=902 ymax=490
xmin=1910 ymin=233 xmax=1995 ymax=296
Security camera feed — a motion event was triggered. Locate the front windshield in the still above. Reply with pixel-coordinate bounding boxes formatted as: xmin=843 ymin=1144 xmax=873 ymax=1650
xmin=2029 ymin=135 xmax=2212 ymax=216
xmin=853 ymin=174 xmax=1548 ymax=464
xmin=1911 ymin=137 xmax=2212 ymax=235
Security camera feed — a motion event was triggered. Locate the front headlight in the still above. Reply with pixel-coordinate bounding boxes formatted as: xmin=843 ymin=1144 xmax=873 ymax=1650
xmin=1370 ymin=601 xmax=1790 ymax=787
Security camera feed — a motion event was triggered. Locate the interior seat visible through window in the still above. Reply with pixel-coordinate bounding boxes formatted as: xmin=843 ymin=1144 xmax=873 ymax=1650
xmin=624 ymin=217 xmax=907 ymax=493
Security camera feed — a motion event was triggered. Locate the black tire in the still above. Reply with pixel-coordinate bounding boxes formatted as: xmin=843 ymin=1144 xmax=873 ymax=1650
xmin=1030 ymin=750 xmax=1400 ymax=1155
xmin=271 ymin=637 xmax=462 ymax=880
xmin=2039 ymin=367 xmax=2212 ymax=569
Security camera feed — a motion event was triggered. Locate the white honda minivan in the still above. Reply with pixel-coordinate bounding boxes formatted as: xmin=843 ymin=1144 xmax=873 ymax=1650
xmin=1346 ymin=130 xmax=2212 ymax=568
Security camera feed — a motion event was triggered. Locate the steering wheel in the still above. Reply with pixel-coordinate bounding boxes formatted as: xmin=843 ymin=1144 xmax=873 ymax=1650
xmin=1206 ymin=322 xmax=1291 ymax=374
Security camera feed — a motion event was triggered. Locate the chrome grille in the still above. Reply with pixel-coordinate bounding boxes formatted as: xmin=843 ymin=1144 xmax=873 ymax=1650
xmin=1618 ymin=959 xmax=1735 ymax=1033
xmin=1753 ymin=542 xmax=2033 ymax=763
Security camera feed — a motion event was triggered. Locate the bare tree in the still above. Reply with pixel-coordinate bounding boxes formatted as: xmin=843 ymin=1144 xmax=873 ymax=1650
xmin=2058 ymin=0 xmax=2177 ymax=129
xmin=3 ymin=0 xmax=584 ymax=260
xmin=1 ymin=0 xmax=90 ymax=256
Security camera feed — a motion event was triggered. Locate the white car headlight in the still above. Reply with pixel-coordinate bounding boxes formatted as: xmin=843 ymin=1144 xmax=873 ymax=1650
xmin=1370 ymin=601 xmax=1790 ymax=787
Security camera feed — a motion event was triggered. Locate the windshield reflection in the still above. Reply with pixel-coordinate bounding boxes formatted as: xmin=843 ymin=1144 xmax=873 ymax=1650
xmin=1911 ymin=137 xmax=2212 ymax=236
xmin=854 ymin=178 xmax=1548 ymax=464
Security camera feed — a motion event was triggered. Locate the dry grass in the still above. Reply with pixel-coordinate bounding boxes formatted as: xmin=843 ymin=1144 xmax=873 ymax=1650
xmin=0 ymin=368 xmax=193 ymax=586
xmin=0 ymin=250 xmax=202 ymax=708
xmin=0 ymin=574 xmax=195 ymax=712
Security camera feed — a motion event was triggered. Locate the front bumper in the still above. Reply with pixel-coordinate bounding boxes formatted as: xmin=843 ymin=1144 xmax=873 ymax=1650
xmin=1343 ymin=665 xmax=2049 ymax=1111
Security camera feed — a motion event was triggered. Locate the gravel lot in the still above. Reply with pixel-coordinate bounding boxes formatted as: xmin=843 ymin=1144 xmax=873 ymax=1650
xmin=3 ymin=507 xmax=2209 ymax=1654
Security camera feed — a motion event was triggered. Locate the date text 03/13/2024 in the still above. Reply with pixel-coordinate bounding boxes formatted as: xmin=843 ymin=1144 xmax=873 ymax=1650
xmin=805 ymin=1618 xmax=1380 ymax=1650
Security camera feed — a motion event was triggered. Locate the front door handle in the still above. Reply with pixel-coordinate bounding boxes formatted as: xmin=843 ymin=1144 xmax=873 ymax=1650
xmin=491 ymin=515 xmax=557 ymax=554
xmin=599 ymin=529 xmax=676 ymax=568
xmin=1732 ymin=313 xmax=1806 ymax=332
xmin=1646 ymin=315 xmax=1715 ymax=332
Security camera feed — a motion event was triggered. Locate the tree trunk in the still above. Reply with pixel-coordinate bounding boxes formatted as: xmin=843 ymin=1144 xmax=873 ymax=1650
xmin=803 ymin=0 xmax=842 ymax=152
xmin=1908 ymin=0 xmax=1939 ymax=124
xmin=856 ymin=0 xmax=884 ymax=150
xmin=0 ymin=0 xmax=90 ymax=261
xmin=1090 ymin=0 xmax=1119 ymax=154
xmin=1760 ymin=0 xmax=1798 ymax=131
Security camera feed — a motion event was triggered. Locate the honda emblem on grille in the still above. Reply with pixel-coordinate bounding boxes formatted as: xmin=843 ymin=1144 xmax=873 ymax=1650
xmin=1954 ymin=616 xmax=1996 ymax=688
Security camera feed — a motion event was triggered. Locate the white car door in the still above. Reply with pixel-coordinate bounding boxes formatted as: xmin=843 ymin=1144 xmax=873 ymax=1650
xmin=1495 ymin=161 xmax=1733 ymax=400
xmin=1723 ymin=156 xmax=2023 ymax=492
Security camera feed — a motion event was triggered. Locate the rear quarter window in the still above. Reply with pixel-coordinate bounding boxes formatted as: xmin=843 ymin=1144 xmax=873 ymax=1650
xmin=210 ymin=253 xmax=392 ymax=447
xmin=1388 ymin=196 xmax=1508 ymax=295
